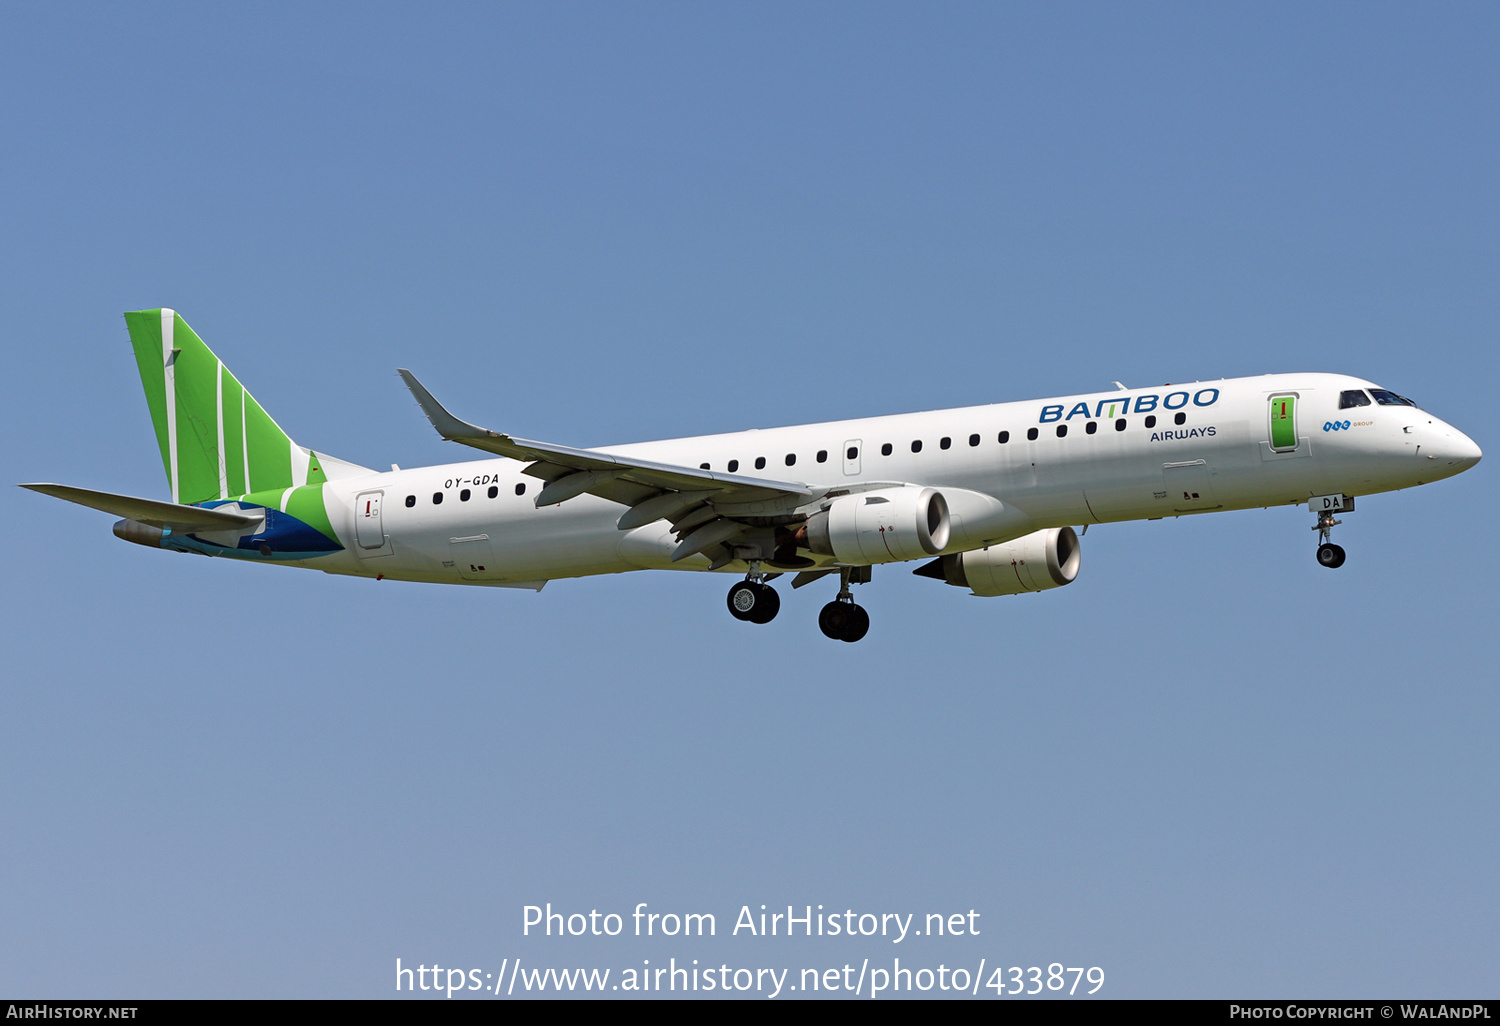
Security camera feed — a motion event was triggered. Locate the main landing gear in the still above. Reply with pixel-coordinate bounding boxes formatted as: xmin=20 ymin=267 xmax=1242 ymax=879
xmin=818 ymin=568 xmax=870 ymax=643
xmin=725 ymin=563 xmax=871 ymax=641
xmin=727 ymin=563 xmax=780 ymax=624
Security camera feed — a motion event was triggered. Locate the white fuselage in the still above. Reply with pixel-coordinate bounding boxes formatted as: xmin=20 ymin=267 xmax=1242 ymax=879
xmin=292 ymin=373 xmax=1481 ymax=587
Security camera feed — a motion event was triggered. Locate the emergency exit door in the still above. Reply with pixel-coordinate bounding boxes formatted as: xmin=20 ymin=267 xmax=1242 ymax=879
xmin=842 ymin=439 xmax=862 ymax=476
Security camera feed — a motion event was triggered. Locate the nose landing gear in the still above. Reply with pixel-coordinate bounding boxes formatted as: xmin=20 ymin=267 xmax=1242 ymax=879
xmin=1310 ymin=494 xmax=1353 ymax=569
xmin=818 ymin=568 xmax=870 ymax=643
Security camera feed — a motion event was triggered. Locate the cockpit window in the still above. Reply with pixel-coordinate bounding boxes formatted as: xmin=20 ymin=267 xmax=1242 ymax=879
xmin=1338 ymin=390 xmax=1372 ymax=409
xmin=1369 ymin=388 xmax=1418 ymax=408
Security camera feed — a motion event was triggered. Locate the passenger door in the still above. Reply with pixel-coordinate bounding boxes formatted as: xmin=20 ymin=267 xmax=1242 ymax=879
xmin=354 ymin=490 xmax=385 ymax=549
xmin=1269 ymin=394 xmax=1299 ymax=453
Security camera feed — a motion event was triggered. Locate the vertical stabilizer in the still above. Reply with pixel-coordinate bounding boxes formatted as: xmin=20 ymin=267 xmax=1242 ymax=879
xmin=123 ymin=309 xmax=327 ymax=505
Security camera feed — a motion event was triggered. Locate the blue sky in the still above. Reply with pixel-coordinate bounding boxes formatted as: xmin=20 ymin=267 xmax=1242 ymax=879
xmin=2 ymin=3 xmax=1496 ymax=998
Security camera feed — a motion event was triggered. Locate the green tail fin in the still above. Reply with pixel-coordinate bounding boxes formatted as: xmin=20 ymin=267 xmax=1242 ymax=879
xmin=124 ymin=309 xmax=328 ymax=504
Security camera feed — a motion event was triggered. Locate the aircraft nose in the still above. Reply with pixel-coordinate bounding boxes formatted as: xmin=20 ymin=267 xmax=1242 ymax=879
xmin=1430 ymin=425 xmax=1482 ymax=472
xmin=1453 ymin=430 xmax=1482 ymax=469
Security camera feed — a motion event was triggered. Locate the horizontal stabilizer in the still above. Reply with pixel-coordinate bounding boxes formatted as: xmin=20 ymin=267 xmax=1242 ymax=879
xmin=19 ymin=483 xmax=261 ymax=531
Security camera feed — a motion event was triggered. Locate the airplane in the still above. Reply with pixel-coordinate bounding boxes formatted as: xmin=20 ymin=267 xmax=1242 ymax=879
xmin=21 ymin=309 xmax=1483 ymax=642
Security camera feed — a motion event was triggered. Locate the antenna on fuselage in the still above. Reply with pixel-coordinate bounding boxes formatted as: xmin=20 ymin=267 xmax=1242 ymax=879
xmin=1112 ymin=381 xmax=1127 ymax=390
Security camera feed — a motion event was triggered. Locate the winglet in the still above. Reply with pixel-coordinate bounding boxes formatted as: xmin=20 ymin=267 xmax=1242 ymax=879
xmin=397 ymin=369 xmax=505 ymax=444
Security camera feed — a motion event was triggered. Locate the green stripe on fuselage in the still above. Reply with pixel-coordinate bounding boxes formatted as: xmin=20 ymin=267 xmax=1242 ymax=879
xmin=240 ymin=484 xmax=340 ymax=548
xmin=284 ymin=483 xmax=338 ymax=545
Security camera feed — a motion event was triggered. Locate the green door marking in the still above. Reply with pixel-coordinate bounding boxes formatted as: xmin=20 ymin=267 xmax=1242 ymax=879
xmin=1270 ymin=394 xmax=1298 ymax=451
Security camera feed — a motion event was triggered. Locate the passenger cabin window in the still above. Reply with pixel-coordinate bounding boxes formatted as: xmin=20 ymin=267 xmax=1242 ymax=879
xmin=460 ymin=488 xmax=471 ymax=501
xmin=911 ymin=440 xmax=923 ymax=453
xmin=940 ymin=436 xmax=951 ymax=450
xmin=785 ymin=453 xmax=796 ymax=466
xmin=487 ymin=486 xmax=498 ymax=498
xmin=816 ymin=450 xmax=828 ymax=463
xmin=1115 ymin=419 xmax=1126 ymax=431
xmin=1339 ymin=390 xmax=1372 ymax=409
xmin=432 ymin=492 xmax=443 ymax=505
xmin=1144 ymin=415 xmax=1157 ymax=428
xmin=727 ymin=460 xmax=739 ymax=472
xmin=969 ymin=434 xmax=980 ymax=447
xmin=881 ymin=443 xmax=893 ymax=456
xmin=1174 ymin=412 xmax=1186 ymax=425
xmin=999 ymin=431 xmax=1011 ymax=444
xmin=1056 ymin=425 xmax=1067 ymax=438
xmin=700 ymin=462 xmax=710 ymax=470
xmin=405 ymin=495 xmax=416 ymax=507
xmin=845 ymin=447 xmax=858 ymax=461
xmin=754 ymin=457 xmax=766 ymax=470
xmin=1026 ymin=428 xmax=1038 ymax=441
xmin=515 ymin=483 xmax=526 ymax=496
xmin=1086 ymin=421 xmax=1098 ymax=435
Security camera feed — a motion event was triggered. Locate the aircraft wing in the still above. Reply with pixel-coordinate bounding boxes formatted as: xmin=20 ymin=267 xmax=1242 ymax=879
xmin=398 ymin=369 xmax=819 ymax=563
xmin=19 ymin=483 xmax=262 ymax=530
xmin=398 ymin=369 xmax=814 ymax=506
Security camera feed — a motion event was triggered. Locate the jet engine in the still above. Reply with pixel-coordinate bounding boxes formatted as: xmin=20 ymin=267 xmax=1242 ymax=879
xmin=914 ymin=526 xmax=1081 ymax=596
xmin=803 ymin=487 xmax=950 ymax=564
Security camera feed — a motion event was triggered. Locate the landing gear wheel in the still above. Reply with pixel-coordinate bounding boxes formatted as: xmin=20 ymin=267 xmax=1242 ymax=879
xmin=749 ymin=584 xmax=779 ymax=623
xmin=728 ymin=581 xmax=779 ymax=623
xmin=841 ymin=603 xmax=869 ymax=643
xmin=728 ymin=581 xmax=757 ymax=620
xmin=1317 ymin=543 xmax=1346 ymax=569
xmin=818 ymin=601 xmax=869 ymax=642
xmin=818 ymin=601 xmax=851 ymax=639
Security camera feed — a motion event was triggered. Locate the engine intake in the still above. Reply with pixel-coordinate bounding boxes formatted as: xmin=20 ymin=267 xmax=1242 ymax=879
xmin=914 ymin=526 xmax=1081 ymax=596
xmin=804 ymin=487 xmax=950 ymax=564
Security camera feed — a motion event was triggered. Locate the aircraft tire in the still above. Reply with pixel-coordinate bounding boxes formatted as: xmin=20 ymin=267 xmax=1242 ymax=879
xmin=1317 ymin=543 xmax=1346 ymax=569
xmin=841 ymin=603 xmax=870 ymax=643
xmin=818 ymin=601 xmax=850 ymax=639
xmin=748 ymin=584 xmax=780 ymax=624
xmin=818 ymin=600 xmax=869 ymax=641
xmin=727 ymin=581 xmax=760 ymax=620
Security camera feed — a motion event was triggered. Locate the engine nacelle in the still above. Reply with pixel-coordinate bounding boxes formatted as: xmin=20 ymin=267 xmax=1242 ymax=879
xmin=112 ymin=518 xmax=165 ymax=548
xmin=804 ymin=487 xmax=950 ymax=564
xmin=917 ymin=526 xmax=1081 ymax=596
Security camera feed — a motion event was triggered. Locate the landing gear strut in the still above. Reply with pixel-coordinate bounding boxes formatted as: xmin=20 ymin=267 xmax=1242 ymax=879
xmin=1311 ymin=499 xmax=1350 ymax=569
xmin=818 ymin=568 xmax=870 ymax=643
xmin=727 ymin=561 xmax=780 ymax=624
